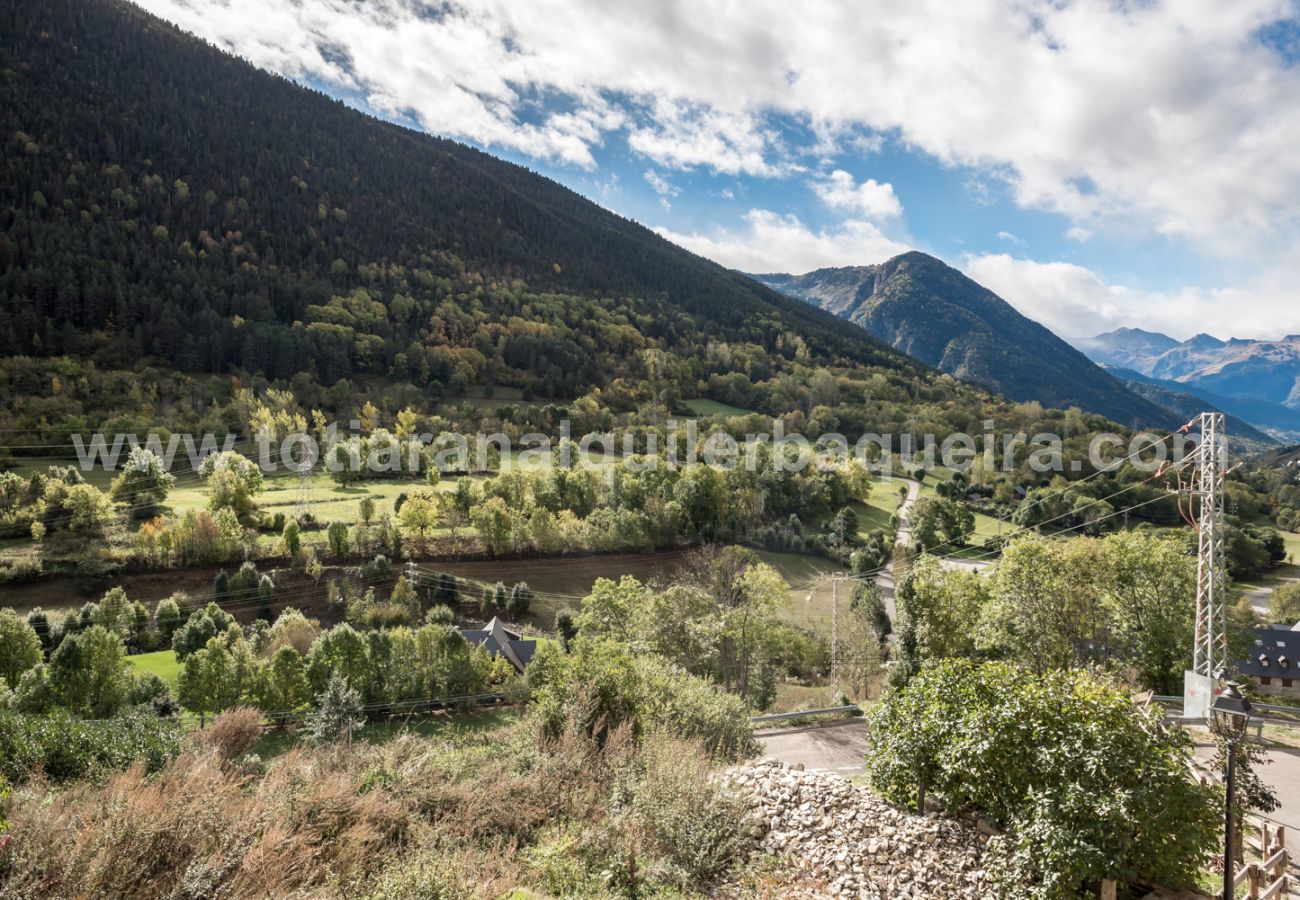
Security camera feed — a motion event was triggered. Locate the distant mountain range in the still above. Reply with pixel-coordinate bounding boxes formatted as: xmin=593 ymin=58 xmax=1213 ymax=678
xmin=754 ymin=253 xmax=1179 ymax=430
xmin=1077 ymin=329 xmax=1300 ymax=440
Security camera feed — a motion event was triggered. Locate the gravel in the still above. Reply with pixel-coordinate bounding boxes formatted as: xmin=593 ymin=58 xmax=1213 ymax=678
xmin=723 ymin=759 xmax=992 ymax=899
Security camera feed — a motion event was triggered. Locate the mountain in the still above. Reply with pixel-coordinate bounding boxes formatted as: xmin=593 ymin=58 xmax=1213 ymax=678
xmin=755 ymin=253 xmax=1175 ymax=428
xmin=1080 ymin=329 xmax=1300 ymax=428
xmin=1073 ymin=327 xmax=1180 ymax=371
xmin=1105 ymin=367 xmax=1300 ymax=442
xmin=0 ymin=0 xmax=925 ymax=400
xmin=1105 ymin=368 xmax=1277 ymax=447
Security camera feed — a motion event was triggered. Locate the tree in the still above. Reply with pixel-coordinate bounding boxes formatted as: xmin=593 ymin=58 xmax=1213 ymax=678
xmin=62 ymin=483 xmax=115 ymax=534
xmin=171 ymin=602 xmax=237 ymax=659
xmin=978 ymin=535 xmax=1103 ymax=674
xmin=93 ymin=586 xmax=132 ymax=637
xmin=830 ymin=506 xmax=858 ymax=544
xmin=471 ymin=496 xmax=515 ymax=557
xmin=0 ymin=609 xmax=42 ymax=689
xmin=397 ymin=489 xmax=440 ymax=545
xmin=153 ymin=595 xmax=183 ymax=642
xmin=895 ymin=555 xmax=988 ymax=663
xmin=1098 ymin=530 xmax=1196 ymax=694
xmin=257 ymin=646 xmax=309 ymax=720
xmin=307 ymin=672 xmax=364 ymax=744
xmin=909 ymin=496 xmax=974 ymax=551
xmin=555 ymin=610 xmax=577 ymax=650
xmin=1269 ymin=581 xmax=1300 ymax=625
xmin=326 ymin=521 xmax=350 ymax=557
xmin=864 ymin=660 xmax=1218 ymax=899
xmin=198 ymin=451 xmax=264 ymax=516
xmin=109 ymin=447 xmax=176 ymax=518
xmin=508 ymin=582 xmax=534 ymax=619
xmin=257 ymin=574 xmax=275 ymax=623
xmin=281 ymin=518 xmax=301 ymax=557
xmin=49 ymin=626 xmax=128 ymax=717
xmin=305 ymin=624 xmax=371 ymax=692
xmin=358 ymin=496 xmax=375 ymax=525
xmin=24 ymin=608 xmax=55 ymax=653
xmin=849 ymin=581 xmax=892 ymax=640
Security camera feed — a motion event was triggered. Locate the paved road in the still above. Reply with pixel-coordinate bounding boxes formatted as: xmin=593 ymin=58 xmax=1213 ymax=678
xmin=1193 ymin=741 xmax=1300 ymax=832
xmin=759 ymin=722 xmax=1300 ymax=833
xmin=875 ymin=478 xmax=991 ymax=620
xmin=757 ymin=719 xmax=869 ymax=776
xmin=1240 ymin=566 xmax=1300 ymax=618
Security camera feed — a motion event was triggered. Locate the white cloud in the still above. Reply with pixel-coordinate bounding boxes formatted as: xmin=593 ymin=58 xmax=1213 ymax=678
xmin=960 ymin=253 xmax=1300 ymax=341
xmin=135 ymin=0 xmax=1300 ymax=253
xmin=996 ymin=230 xmax=1023 ymax=246
xmin=643 ymin=169 xmax=680 ymax=198
xmin=657 ymin=209 xmax=911 ymax=275
xmin=812 ymin=170 xmax=902 ymax=219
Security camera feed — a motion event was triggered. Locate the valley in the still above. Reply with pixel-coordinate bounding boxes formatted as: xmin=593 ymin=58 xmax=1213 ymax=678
xmin=2 ymin=0 xmax=1300 ymax=897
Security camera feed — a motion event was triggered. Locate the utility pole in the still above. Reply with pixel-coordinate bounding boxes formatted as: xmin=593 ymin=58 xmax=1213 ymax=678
xmin=830 ymin=574 xmax=841 ymax=683
xmin=1186 ymin=412 xmax=1228 ymax=718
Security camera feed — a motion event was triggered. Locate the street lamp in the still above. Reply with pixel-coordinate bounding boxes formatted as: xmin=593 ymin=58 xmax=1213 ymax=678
xmin=1211 ymin=679 xmax=1253 ymax=900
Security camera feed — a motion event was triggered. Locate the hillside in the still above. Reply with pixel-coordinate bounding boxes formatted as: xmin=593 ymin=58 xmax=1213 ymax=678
xmin=1081 ymin=329 xmax=1300 ymax=414
xmin=755 ymin=253 xmax=1174 ymax=428
xmin=0 ymin=0 xmax=922 ymax=402
xmin=1106 ymin=368 xmax=1276 ymax=448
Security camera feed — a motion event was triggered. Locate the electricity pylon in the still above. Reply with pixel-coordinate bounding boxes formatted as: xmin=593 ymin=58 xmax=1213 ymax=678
xmin=1192 ymin=412 xmax=1227 ymax=682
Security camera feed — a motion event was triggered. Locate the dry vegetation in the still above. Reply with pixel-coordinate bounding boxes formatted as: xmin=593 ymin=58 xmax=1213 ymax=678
xmin=0 ymin=708 xmax=753 ymax=899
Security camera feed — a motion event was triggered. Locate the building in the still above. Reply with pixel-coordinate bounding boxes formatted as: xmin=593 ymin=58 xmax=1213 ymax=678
xmin=1238 ymin=625 xmax=1299 ymax=698
xmin=460 ymin=617 xmax=538 ymax=674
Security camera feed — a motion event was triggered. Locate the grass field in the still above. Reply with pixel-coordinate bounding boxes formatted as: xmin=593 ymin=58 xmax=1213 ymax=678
xmin=682 ymin=398 xmax=759 ymax=418
xmin=127 ymin=649 xmax=181 ymax=688
xmin=854 ymin=480 xmax=908 ymax=535
xmin=1282 ymin=530 xmax=1300 ymax=565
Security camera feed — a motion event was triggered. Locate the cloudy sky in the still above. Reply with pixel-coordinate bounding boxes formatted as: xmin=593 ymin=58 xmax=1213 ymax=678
xmin=138 ymin=0 xmax=1300 ymax=341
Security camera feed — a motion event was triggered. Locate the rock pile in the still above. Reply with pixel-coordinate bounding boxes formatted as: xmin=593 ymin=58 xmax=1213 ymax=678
xmin=725 ymin=760 xmax=990 ymax=899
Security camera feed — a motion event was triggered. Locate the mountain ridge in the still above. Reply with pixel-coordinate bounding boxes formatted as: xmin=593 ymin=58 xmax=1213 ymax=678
xmin=0 ymin=0 xmax=929 ymax=396
xmin=755 ymin=253 xmax=1175 ymax=429
xmin=1080 ymin=328 xmax=1300 ymax=422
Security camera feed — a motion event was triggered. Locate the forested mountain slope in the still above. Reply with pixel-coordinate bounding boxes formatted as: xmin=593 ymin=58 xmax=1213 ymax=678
xmin=756 ymin=253 xmax=1175 ymax=429
xmin=0 ymin=0 xmax=922 ymax=402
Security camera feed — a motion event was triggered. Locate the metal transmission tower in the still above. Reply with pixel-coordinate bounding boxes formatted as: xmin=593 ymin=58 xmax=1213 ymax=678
xmin=1185 ymin=412 xmax=1228 ymax=718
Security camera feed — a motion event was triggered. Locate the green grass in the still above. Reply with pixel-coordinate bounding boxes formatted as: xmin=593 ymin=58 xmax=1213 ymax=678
xmin=127 ymin=649 xmax=181 ymax=688
xmin=1282 ymin=530 xmax=1300 ymax=565
xmin=251 ymin=706 xmax=519 ymax=758
xmin=854 ymin=481 xmax=907 ymax=536
xmin=756 ymin=549 xmax=850 ymax=633
xmin=682 ymin=398 xmax=758 ymax=418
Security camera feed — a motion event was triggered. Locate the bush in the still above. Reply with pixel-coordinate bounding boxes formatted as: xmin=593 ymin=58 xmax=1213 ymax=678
xmin=0 ymin=706 xmax=182 ymax=782
xmin=864 ymin=660 xmax=1218 ymax=898
xmin=531 ymin=639 xmax=758 ymax=762
xmin=621 ymin=735 xmax=748 ymax=887
xmin=199 ymin=707 xmax=263 ymax=760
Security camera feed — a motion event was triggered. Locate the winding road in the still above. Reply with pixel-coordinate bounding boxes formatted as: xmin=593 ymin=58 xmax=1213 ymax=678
xmin=875 ymin=477 xmax=992 ymax=620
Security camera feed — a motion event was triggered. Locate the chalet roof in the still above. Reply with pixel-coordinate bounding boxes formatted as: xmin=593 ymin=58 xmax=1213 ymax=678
xmin=1239 ymin=627 xmax=1299 ymax=678
xmin=460 ymin=616 xmax=536 ymax=673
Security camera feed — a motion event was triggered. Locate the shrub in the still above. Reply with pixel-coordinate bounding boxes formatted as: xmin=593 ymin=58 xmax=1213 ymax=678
xmin=864 ymin=660 xmax=1218 ymax=898
xmin=199 ymin=707 xmax=263 ymax=760
xmin=531 ymin=639 xmax=757 ymax=762
xmin=0 ymin=706 xmax=182 ymax=782
xmin=308 ymin=673 xmax=364 ymax=744
xmin=621 ymin=735 xmax=748 ymax=887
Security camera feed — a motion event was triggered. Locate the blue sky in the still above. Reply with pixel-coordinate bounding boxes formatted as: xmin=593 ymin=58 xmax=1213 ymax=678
xmin=138 ymin=0 xmax=1300 ymax=341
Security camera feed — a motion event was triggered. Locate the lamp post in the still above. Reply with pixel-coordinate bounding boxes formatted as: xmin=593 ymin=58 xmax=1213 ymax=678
xmin=1211 ymin=679 xmax=1253 ymax=900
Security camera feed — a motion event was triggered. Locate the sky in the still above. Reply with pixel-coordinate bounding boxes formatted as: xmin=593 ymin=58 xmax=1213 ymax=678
xmin=135 ymin=0 xmax=1300 ymax=342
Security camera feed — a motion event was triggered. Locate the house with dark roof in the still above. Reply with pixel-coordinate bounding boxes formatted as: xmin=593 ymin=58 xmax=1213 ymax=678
xmin=460 ymin=617 xmax=538 ymax=674
xmin=1238 ymin=625 xmax=1300 ymax=699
